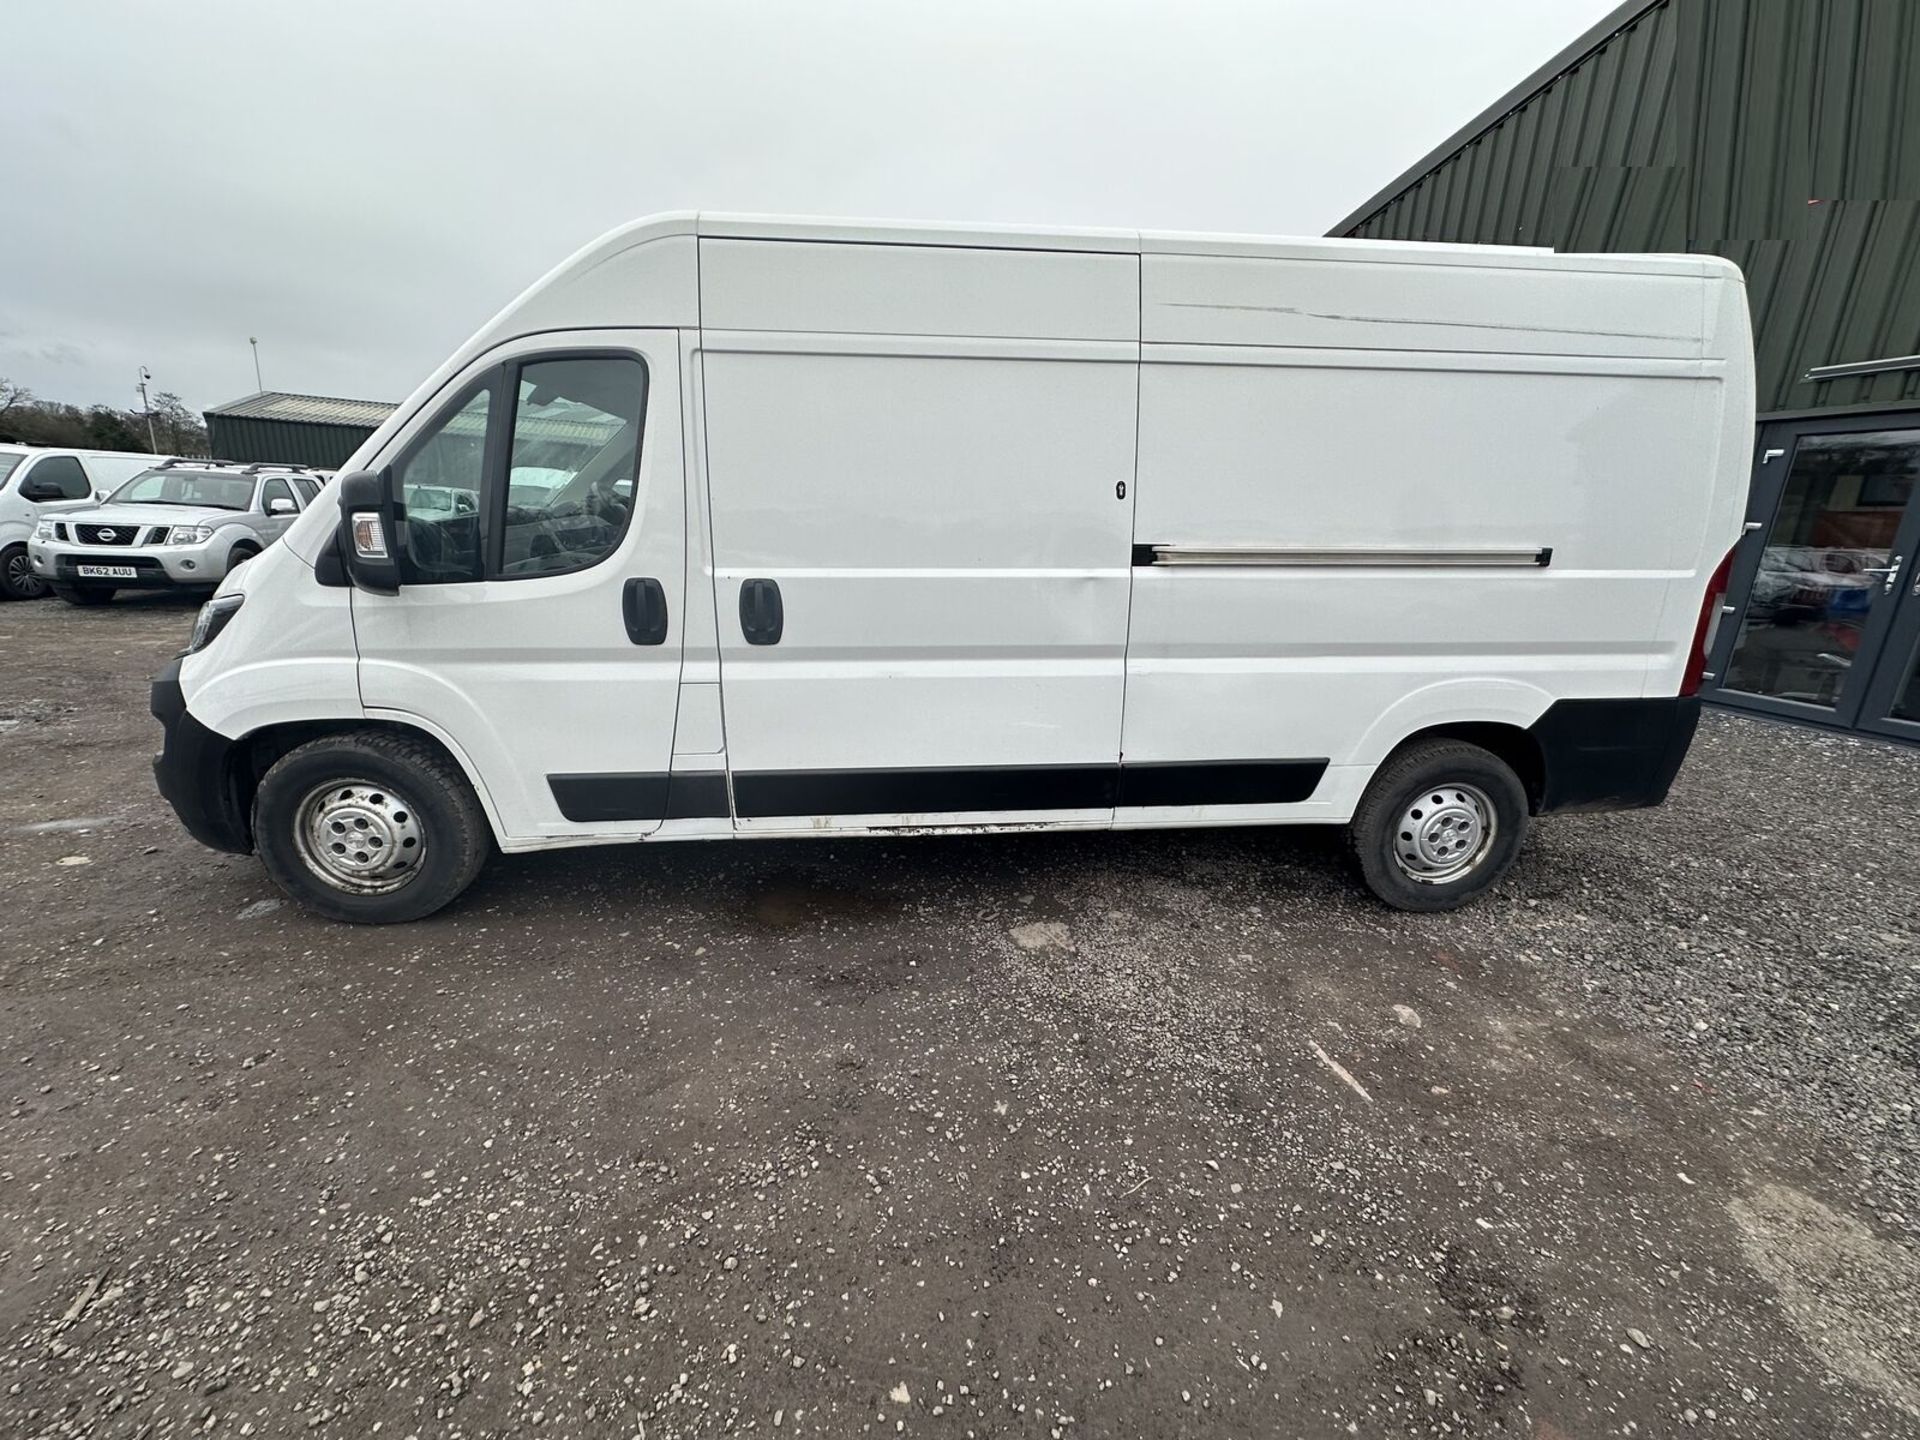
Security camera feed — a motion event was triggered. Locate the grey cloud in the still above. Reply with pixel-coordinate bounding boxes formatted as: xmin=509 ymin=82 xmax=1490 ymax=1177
xmin=1 ymin=0 xmax=1618 ymax=412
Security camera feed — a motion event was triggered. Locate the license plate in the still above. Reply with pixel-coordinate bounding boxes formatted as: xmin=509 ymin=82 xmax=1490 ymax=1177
xmin=77 ymin=565 xmax=138 ymax=579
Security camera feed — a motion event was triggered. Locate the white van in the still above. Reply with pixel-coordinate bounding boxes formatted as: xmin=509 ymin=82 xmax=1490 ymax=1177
xmin=0 ymin=445 xmax=168 ymax=599
xmin=150 ymin=214 xmax=1754 ymax=923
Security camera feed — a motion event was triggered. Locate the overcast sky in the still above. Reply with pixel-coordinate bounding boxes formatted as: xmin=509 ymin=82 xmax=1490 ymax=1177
xmin=2 ymin=0 xmax=1617 ymax=414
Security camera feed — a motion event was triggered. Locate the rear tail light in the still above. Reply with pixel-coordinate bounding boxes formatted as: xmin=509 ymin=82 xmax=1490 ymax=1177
xmin=1682 ymin=546 xmax=1738 ymax=696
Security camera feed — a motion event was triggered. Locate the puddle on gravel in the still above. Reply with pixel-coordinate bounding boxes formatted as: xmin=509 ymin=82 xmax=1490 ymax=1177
xmin=745 ymin=879 xmax=895 ymax=930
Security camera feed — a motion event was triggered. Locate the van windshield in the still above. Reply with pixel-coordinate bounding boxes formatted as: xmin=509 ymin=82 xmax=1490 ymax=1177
xmin=109 ymin=469 xmax=255 ymax=510
xmin=0 ymin=454 xmax=22 ymax=488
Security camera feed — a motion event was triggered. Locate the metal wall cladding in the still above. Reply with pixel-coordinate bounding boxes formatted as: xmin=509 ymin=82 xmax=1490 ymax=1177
xmin=1340 ymin=0 xmax=1920 ymax=414
xmin=206 ymin=416 xmax=375 ymax=469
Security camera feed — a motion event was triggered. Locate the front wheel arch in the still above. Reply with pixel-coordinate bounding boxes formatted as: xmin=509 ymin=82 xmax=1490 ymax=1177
xmin=229 ymin=719 xmax=502 ymax=849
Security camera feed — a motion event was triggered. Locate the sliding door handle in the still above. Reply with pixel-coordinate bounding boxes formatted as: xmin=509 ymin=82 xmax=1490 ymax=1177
xmin=740 ymin=578 xmax=783 ymax=645
xmin=623 ymin=577 xmax=668 ymax=645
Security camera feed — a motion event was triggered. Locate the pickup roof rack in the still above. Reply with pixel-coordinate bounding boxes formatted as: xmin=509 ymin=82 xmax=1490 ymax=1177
xmin=154 ymin=457 xmax=324 ymax=476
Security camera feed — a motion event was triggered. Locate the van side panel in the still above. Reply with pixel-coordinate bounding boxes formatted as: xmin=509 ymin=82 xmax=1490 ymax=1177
xmin=700 ymin=237 xmax=1137 ymax=342
xmin=700 ymin=334 xmax=1137 ymax=828
xmin=697 ymin=238 xmax=1142 ymax=831
xmin=1123 ymin=253 xmax=1733 ymax=821
xmin=1140 ymin=250 xmax=1704 ymax=356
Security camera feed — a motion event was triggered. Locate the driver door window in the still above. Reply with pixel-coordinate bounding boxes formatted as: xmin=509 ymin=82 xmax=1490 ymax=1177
xmin=395 ymin=386 xmax=490 ymax=583
xmin=389 ymin=353 xmax=647 ymax=585
xmin=499 ymin=356 xmax=646 ymax=576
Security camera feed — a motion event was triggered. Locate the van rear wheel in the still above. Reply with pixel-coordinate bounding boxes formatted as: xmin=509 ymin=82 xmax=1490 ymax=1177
xmin=1349 ymin=739 xmax=1528 ymax=912
xmin=254 ymin=730 xmax=491 ymax=923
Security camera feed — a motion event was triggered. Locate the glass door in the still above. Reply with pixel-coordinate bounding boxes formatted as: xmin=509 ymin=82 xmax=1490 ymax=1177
xmin=1712 ymin=418 xmax=1920 ymax=730
xmin=1855 ymin=533 xmax=1920 ymax=743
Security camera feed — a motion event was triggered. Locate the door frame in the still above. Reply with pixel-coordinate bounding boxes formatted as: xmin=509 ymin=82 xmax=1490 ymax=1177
xmin=1854 ymin=519 xmax=1920 ymax=743
xmin=1706 ymin=410 xmax=1920 ymax=731
xmin=351 ymin=328 xmax=690 ymax=845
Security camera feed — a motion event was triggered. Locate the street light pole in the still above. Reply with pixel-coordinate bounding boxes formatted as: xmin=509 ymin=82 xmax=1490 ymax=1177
xmin=249 ymin=336 xmax=264 ymax=392
xmin=137 ymin=367 xmax=157 ymax=452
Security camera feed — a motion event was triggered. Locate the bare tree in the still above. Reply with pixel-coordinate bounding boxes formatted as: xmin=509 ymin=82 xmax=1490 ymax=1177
xmin=0 ymin=376 xmax=32 ymax=422
xmin=150 ymin=391 xmax=210 ymax=457
xmin=0 ymin=380 xmax=208 ymax=454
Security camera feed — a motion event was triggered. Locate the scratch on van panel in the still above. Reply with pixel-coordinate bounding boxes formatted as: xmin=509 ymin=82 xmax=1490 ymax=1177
xmin=874 ymin=822 xmax=1052 ymax=836
xmin=1158 ymin=301 xmax=1674 ymax=341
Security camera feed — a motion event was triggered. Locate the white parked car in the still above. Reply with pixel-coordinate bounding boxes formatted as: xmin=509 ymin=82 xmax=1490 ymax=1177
xmin=0 ymin=444 xmax=168 ymax=599
xmin=150 ymin=213 xmax=1754 ymax=923
xmin=29 ymin=459 xmax=325 ymax=605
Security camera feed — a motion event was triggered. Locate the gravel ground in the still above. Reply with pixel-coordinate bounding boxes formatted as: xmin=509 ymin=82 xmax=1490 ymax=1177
xmin=1 ymin=593 xmax=1917 ymax=1439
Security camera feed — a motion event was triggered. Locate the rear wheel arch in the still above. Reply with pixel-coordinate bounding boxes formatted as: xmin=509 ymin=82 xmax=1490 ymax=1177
xmin=1387 ymin=722 xmax=1546 ymax=814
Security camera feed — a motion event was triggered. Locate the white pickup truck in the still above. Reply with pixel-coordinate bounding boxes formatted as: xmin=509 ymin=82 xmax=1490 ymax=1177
xmin=29 ymin=458 xmax=325 ymax=604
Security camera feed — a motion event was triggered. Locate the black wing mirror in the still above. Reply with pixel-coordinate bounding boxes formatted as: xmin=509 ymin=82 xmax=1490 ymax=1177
xmin=19 ymin=476 xmax=66 ymax=502
xmin=336 ymin=468 xmax=402 ymax=595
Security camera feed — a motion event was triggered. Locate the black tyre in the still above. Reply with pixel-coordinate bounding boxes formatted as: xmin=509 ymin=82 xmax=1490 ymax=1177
xmin=253 ymin=730 xmax=492 ymax=923
xmin=227 ymin=541 xmax=261 ymax=573
xmin=1 ymin=543 xmax=47 ymax=600
xmin=51 ymin=583 xmax=115 ymax=606
xmin=1348 ymin=739 xmax=1529 ymax=912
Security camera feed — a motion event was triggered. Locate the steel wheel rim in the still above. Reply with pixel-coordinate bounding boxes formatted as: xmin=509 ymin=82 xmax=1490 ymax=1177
xmin=292 ymin=777 xmax=427 ymax=895
xmin=1390 ymin=780 xmax=1497 ymax=885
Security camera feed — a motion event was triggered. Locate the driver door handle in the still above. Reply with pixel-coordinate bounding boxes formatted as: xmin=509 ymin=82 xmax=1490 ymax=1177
xmin=623 ymin=577 xmax=668 ymax=645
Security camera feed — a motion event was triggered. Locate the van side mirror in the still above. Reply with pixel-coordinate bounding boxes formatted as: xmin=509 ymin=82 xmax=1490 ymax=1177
xmin=336 ymin=469 xmax=402 ymax=595
xmin=18 ymin=476 xmax=64 ymax=502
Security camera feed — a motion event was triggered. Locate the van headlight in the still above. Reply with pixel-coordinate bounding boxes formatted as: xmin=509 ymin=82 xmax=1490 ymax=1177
xmin=168 ymin=524 xmax=215 ymax=545
xmin=185 ymin=593 xmax=245 ymax=655
xmin=33 ymin=518 xmax=56 ymax=540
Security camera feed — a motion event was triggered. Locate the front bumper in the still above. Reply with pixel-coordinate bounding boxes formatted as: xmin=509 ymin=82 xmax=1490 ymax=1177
xmin=150 ymin=658 xmax=252 ymax=854
xmin=30 ymin=537 xmax=228 ymax=588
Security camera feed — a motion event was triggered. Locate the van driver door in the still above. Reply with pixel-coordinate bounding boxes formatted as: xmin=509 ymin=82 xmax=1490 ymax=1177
xmin=351 ymin=330 xmax=688 ymax=844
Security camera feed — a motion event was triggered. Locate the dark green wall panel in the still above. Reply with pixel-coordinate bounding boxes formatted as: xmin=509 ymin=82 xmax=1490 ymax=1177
xmin=206 ymin=416 xmax=375 ymax=469
xmin=1339 ymin=0 xmax=1920 ymax=415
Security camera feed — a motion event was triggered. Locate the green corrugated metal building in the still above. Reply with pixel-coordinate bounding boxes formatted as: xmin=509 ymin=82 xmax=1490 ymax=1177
xmin=1333 ymin=0 xmax=1920 ymax=742
xmin=204 ymin=391 xmax=397 ymax=470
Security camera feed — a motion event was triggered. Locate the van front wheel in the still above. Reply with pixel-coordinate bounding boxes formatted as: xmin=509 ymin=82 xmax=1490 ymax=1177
xmin=1348 ymin=739 xmax=1528 ymax=912
xmin=253 ymin=731 xmax=492 ymax=923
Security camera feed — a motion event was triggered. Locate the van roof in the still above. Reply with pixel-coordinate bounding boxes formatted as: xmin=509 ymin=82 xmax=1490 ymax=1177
xmin=579 ymin=210 xmax=1719 ymax=275
xmin=0 ymin=443 xmax=167 ymax=459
